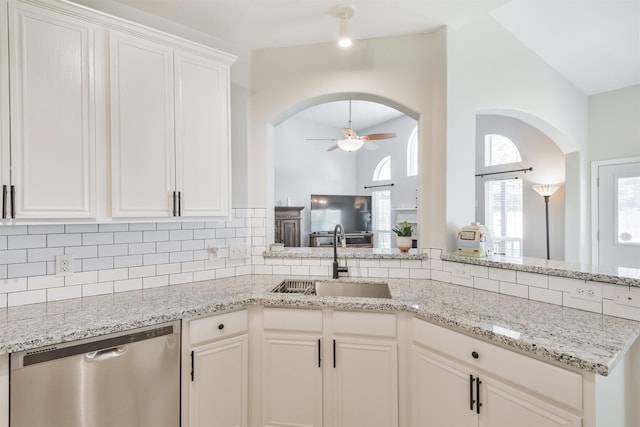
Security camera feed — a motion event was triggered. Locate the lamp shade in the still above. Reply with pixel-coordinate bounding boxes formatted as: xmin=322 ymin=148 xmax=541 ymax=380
xmin=532 ymin=183 xmax=561 ymax=197
xmin=337 ymin=137 xmax=364 ymax=152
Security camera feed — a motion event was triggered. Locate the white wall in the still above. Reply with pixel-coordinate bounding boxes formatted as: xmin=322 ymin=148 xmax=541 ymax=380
xmin=274 ymin=116 xmax=357 ymax=246
xmin=447 ymin=16 xmax=589 ymax=262
xmin=589 ymin=85 xmax=640 ymax=162
xmin=355 ymin=115 xmax=418 ymax=211
xmin=250 ymin=31 xmax=448 ymax=249
xmin=475 ymin=115 xmax=566 ymax=260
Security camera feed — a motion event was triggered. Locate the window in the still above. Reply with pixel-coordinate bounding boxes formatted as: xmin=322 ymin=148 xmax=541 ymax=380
xmin=407 ymin=126 xmax=418 ymax=176
xmin=485 ymin=179 xmax=523 ymax=256
xmin=372 ymin=190 xmax=391 ymax=249
xmin=372 ymin=156 xmax=392 ymax=248
xmin=617 ymin=176 xmax=640 ymax=244
xmin=485 ymin=134 xmax=522 ymax=166
xmin=373 ymin=156 xmax=391 ymax=181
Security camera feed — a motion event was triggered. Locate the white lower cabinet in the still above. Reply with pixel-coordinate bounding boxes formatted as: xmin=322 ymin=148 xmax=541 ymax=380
xmin=332 ymin=311 xmax=398 ymax=427
xmin=260 ymin=308 xmax=398 ymax=427
xmin=184 ymin=310 xmax=248 ymax=427
xmin=262 ymin=333 xmax=323 ymax=426
xmin=411 ymin=318 xmax=582 ymax=427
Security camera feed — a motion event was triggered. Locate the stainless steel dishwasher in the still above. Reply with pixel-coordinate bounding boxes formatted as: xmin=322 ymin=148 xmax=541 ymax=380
xmin=10 ymin=320 xmax=180 ymax=427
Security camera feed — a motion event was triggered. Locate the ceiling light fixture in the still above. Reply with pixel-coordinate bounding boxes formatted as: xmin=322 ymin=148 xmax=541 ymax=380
xmin=336 ymin=6 xmax=355 ymax=48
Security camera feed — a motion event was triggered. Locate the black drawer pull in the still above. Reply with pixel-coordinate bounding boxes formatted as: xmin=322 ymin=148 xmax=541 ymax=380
xmin=472 ymin=351 xmax=479 ymax=359
xmin=218 ymin=324 xmax=224 ymax=330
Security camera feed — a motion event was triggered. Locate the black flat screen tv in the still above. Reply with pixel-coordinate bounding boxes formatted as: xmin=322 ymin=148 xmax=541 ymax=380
xmin=310 ymin=194 xmax=372 ymax=233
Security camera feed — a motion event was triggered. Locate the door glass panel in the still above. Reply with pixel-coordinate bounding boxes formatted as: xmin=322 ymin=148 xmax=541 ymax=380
xmin=617 ymin=176 xmax=640 ymax=245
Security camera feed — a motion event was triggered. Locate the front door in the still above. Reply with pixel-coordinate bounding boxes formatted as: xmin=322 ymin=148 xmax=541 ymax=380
xmin=595 ymin=159 xmax=640 ymax=269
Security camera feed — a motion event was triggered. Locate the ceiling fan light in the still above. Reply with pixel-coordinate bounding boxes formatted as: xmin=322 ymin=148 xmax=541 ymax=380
xmin=337 ymin=137 xmax=364 ymax=152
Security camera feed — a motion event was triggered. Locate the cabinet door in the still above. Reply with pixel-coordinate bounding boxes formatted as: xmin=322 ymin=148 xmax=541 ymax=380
xmin=262 ymin=334 xmax=323 ymax=427
xmin=110 ymin=30 xmax=175 ymax=217
xmin=174 ymin=51 xmax=230 ymax=217
xmin=8 ymin=2 xmax=96 ymax=218
xmin=412 ymin=345 xmax=476 ymax=427
xmin=479 ymin=375 xmax=581 ymax=427
xmin=190 ymin=334 xmax=248 ymax=427
xmin=281 ymin=219 xmax=300 ymax=247
xmin=333 ymin=338 xmax=398 ymax=427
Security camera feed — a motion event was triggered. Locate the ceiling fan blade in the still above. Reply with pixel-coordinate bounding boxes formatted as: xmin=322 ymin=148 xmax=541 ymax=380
xmin=326 ymin=144 xmax=340 ymax=152
xmin=360 ymin=132 xmax=397 ymax=141
xmin=343 ymin=128 xmax=357 ymax=139
xmin=363 ymin=141 xmax=378 ymax=150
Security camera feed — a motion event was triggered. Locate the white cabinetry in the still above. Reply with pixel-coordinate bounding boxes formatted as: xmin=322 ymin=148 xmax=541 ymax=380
xmin=4 ymin=0 xmax=96 ymax=219
xmin=184 ymin=310 xmax=248 ymax=427
xmin=412 ymin=319 xmax=582 ymax=427
xmin=110 ymin=30 xmax=232 ymax=218
xmin=260 ymin=308 xmax=398 ymax=427
xmin=262 ymin=308 xmax=323 ymax=427
xmin=331 ymin=311 xmax=398 ymax=427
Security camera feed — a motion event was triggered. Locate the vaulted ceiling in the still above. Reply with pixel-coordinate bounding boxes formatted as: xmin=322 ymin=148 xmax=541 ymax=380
xmin=103 ymin=0 xmax=639 ymax=96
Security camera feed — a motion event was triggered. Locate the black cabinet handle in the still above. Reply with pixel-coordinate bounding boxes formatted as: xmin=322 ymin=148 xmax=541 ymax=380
xmin=472 ymin=351 xmax=479 ymax=359
xmin=469 ymin=375 xmax=475 ymax=411
xmin=10 ymin=185 xmax=15 ymax=218
xmin=218 ymin=323 xmax=224 ymax=330
xmin=318 ymin=339 xmax=321 ymax=368
xmin=178 ymin=191 xmax=182 ymax=216
xmin=333 ymin=339 xmax=336 ymax=368
xmin=190 ymin=350 xmax=194 ymax=381
xmin=172 ymin=191 xmax=177 ymax=216
xmin=2 ymin=185 xmax=6 ymax=219
xmin=476 ymin=377 xmax=482 ymax=414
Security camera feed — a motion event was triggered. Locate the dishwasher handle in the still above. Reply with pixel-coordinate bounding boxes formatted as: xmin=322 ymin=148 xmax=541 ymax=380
xmin=84 ymin=346 xmax=128 ymax=362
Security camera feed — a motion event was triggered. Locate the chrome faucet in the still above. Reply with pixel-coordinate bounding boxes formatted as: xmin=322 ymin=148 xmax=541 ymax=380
xmin=333 ymin=224 xmax=348 ymax=279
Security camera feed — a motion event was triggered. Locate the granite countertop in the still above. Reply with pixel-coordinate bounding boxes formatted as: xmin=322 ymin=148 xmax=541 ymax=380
xmin=263 ymin=247 xmax=427 ymax=259
xmin=442 ymin=253 xmax=640 ymax=287
xmin=1 ymin=275 xmax=639 ymax=377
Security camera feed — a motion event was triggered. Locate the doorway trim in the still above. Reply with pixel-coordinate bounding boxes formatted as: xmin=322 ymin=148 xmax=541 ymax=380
xmin=590 ymin=156 xmax=640 ymax=265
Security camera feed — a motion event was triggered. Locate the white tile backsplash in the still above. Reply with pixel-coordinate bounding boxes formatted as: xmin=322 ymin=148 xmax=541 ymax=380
xmin=1 ymin=213 xmax=639 ymax=326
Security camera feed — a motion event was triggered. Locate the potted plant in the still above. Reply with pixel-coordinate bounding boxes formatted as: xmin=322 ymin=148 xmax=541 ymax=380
xmin=392 ymin=221 xmax=413 ymax=252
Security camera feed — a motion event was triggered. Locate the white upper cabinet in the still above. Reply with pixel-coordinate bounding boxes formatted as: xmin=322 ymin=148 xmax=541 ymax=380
xmin=6 ymin=1 xmax=97 ymax=219
xmin=110 ymin=33 xmax=234 ymax=219
xmin=0 ymin=0 xmax=235 ymax=222
xmin=174 ymin=52 xmax=230 ymax=217
xmin=110 ymin=31 xmax=175 ymax=217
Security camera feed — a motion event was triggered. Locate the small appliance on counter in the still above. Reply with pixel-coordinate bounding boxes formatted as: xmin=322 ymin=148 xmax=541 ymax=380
xmin=456 ymin=222 xmax=493 ymax=257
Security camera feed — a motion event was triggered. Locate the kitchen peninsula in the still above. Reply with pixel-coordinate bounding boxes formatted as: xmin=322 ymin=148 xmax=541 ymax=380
xmin=2 ymin=269 xmax=639 ymax=426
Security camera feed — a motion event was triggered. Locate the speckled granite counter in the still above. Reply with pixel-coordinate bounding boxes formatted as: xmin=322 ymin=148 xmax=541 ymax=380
xmin=263 ymin=247 xmax=427 ymax=259
xmin=1 ymin=275 xmax=639 ymax=376
xmin=443 ymin=253 xmax=640 ymax=287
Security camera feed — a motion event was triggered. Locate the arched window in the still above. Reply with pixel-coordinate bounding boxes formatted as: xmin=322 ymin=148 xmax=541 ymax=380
xmin=485 ymin=134 xmax=522 ymax=166
xmin=407 ymin=126 xmax=418 ymax=177
xmin=373 ymin=156 xmax=391 ymax=181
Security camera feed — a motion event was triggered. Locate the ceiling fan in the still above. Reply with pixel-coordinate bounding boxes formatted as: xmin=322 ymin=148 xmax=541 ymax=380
xmin=305 ymin=100 xmax=397 ymax=152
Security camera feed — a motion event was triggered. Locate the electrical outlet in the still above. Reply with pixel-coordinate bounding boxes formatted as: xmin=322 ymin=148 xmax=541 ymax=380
xmin=575 ymin=284 xmax=601 ymax=300
xmin=229 ymin=243 xmax=249 ymax=260
xmin=55 ymin=254 xmax=74 ymax=276
xmin=452 ymin=264 xmax=470 ymax=278
xmin=208 ymin=246 xmax=219 ymax=260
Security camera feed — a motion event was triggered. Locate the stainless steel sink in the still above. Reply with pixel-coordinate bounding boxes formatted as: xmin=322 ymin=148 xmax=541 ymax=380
xmin=270 ymin=279 xmax=392 ymax=299
xmin=314 ymin=281 xmax=392 ymax=299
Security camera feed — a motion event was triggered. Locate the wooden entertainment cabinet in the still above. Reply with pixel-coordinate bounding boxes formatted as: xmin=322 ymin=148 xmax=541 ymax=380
xmin=309 ymin=232 xmax=374 ymax=248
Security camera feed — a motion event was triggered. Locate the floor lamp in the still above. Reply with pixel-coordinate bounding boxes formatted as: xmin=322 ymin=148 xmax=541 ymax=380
xmin=532 ymin=184 xmax=561 ymax=260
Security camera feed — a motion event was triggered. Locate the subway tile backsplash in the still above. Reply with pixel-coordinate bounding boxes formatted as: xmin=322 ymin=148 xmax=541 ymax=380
xmin=0 ymin=208 xmax=266 ymax=308
xmin=2 ymin=210 xmax=639 ymax=325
